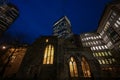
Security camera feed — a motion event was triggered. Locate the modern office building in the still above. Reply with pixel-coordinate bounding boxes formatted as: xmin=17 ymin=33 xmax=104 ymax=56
xmin=80 ymin=32 xmax=118 ymax=78
xmin=0 ymin=3 xmax=19 ymax=36
xmin=53 ymin=16 xmax=73 ymax=39
xmin=97 ymin=0 xmax=120 ymax=77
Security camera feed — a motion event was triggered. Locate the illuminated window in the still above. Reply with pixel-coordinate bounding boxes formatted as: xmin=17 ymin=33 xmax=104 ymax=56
xmin=101 ymin=52 xmax=105 ymax=56
xmin=43 ymin=45 xmax=54 ymax=64
xmin=81 ymin=57 xmax=91 ymax=77
xmin=93 ymin=53 xmax=95 ymax=57
xmin=105 ymin=45 xmax=108 ymax=49
xmin=46 ymin=39 xmax=48 ymax=42
xmin=108 ymin=59 xmax=112 ymax=64
xmin=112 ymin=58 xmax=116 ymax=62
xmin=102 ymin=60 xmax=105 ymax=64
xmin=105 ymin=52 xmax=108 ymax=56
xmin=98 ymin=46 xmax=101 ymax=50
xmin=98 ymin=60 xmax=102 ymax=64
xmin=90 ymin=47 xmax=93 ymax=50
xmin=95 ymin=53 xmax=98 ymax=56
xmin=93 ymin=47 xmax=95 ymax=50
xmin=116 ymin=20 xmax=120 ymax=25
xmin=108 ymin=51 xmax=112 ymax=56
xmin=96 ymin=46 xmax=98 ymax=50
xmin=98 ymin=52 xmax=102 ymax=56
xmin=105 ymin=59 xmax=109 ymax=64
xmin=69 ymin=57 xmax=78 ymax=77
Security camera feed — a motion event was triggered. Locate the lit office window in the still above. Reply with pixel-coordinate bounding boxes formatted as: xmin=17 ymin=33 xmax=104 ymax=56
xmin=105 ymin=45 xmax=108 ymax=49
xmin=90 ymin=47 xmax=93 ymax=50
xmin=108 ymin=51 xmax=112 ymax=56
xmin=91 ymin=37 xmax=93 ymax=39
xmin=108 ymin=59 xmax=112 ymax=64
xmin=93 ymin=42 xmax=96 ymax=45
xmin=43 ymin=45 xmax=54 ymax=64
xmin=88 ymin=42 xmax=90 ymax=45
xmin=116 ymin=20 xmax=120 ymax=25
xmin=102 ymin=60 xmax=105 ymax=64
xmin=101 ymin=52 xmax=105 ymax=56
xmin=93 ymin=53 xmax=95 ymax=57
xmin=112 ymin=58 xmax=116 ymax=62
xmin=98 ymin=46 xmax=101 ymax=50
xmin=96 ymin=41 xmax=98 ymax=44
xmin=69 ymin=57 xmax=78 ymax=77
xmin=98 ymin=60 xmax=102 ymax=64
xmin=102 ymin=46 xmax=105 ymax=49
xmin=114 ymin=23 xmax=119 ymax=28
xmin=96 ymin=46 xmax=98 ymax=50
xmin=98 ymin=52 xmax=102 ymax=56
xmin=99 ymin=35 xmax=101 ymax=38
xmin=93 ymin=47 xmax=95 ymax=50
xmin=112 ymin=12 xmax=117 ymax=16
xmin=105 ymin=59 xmax=109 ymax=64
xmin=81 ymin=57 xmax=91 ymax=77
xmin=105 ymin=52 xmax=108 ymax=56
xmin=95 ymin=53 xmax=98 ymax=56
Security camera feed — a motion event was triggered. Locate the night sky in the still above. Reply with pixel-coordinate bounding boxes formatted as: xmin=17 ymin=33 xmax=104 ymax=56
xmin=3 ymin=0 xmax=112 ymax=44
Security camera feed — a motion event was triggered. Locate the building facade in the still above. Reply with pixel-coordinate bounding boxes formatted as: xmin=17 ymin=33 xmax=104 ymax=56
xmin=17 ymin=36 xmax=100 ymax=80
xmin=0 ymin=3 xmax=19 ymax=36
xmin=53 ymin=16 xmax=73 ymax=39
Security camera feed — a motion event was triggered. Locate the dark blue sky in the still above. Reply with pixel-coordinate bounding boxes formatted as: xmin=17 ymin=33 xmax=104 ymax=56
xmin=4 ymin=0 xmax=112 ymax=44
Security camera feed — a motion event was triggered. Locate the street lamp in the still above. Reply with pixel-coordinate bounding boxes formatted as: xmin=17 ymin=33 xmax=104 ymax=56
xmin=2 ymin=46 xmax=6 ymax=50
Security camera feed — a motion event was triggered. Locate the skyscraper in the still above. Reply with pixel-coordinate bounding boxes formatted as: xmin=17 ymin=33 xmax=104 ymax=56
xmin=53 ymin=16 xmax=73 ymax=39
xmin=0 ymin=3 xmax=19 ymax=36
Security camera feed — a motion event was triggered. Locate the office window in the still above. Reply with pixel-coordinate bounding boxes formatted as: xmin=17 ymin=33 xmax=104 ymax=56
xmin=98 ymin=52 xmax=102 ymax=56
xmin=105 ymin=45 xmax=108 ymax=49
xmin=112 ymin=12 xmax=117 ymax=16
xmin=112 ymin=58 xmax=116 ymax=62
xmin=105 ymin=52 xmax=108 ymax=56
xmin=105 ymin=59 xmax=109 ymax=64
xmin=101 ymin=52 xmax=105 ymax=56
xmin=102 ymin=46 xmax=105 ymax=49
xmin=93 ymin=47 xmax=95 ymax=50
xmin=108 ymin=51 xmax=112 ymax=56
xmin=96 ymin=46 xmax=98 ymax=50
xmin=90 ymin=47 xmax=93 ymax=50
xmin=69 ymin=57 xmax=78 ymax=77
xmin=98 ymin=60 xmax=102 ymax=64
xmin=114 ymin=23 xmax=119 ymax=28
xmin=43 ymin=45 xmax=54 ymax=64
xmin=98 ymin=46 xmax=101 ymax=50
xmin=102 ymin=60 xmax=105 ymax=64
xmin=116 ymin=20 xmax=120 ymax=25
xmin=93 ymin=53 xmax=95 ymax=57
xmin=108 ymin=59 xmax=112 ymax=64
xmin=81 ymin=57 xmax=91 ymax=77
xmin=95 ymin=53 xmax=98 ymax=56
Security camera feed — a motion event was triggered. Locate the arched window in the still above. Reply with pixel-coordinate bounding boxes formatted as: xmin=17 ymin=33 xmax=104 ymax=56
xmin=81 ymin=57 xmax=91 ymax=77
xmin=43 ymin=44 xmax=54 ymax=64
xmin=69 ymin=57 xmax=78 ymax=77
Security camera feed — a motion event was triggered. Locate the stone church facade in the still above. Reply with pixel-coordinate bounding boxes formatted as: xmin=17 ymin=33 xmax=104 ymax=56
xmin=17 ymin=36 xmax=101 ymax=80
